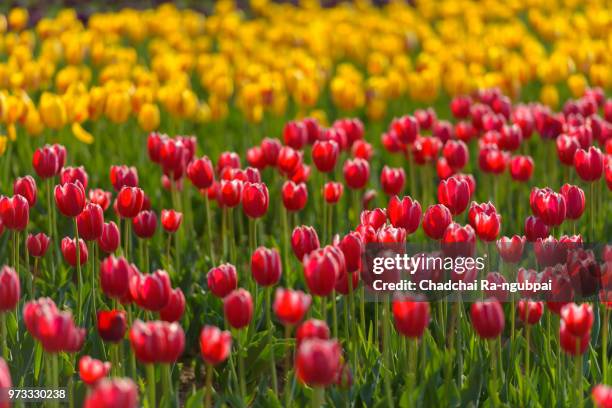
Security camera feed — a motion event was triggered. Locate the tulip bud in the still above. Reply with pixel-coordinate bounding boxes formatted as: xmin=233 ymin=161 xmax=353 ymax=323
xmin=88 ymin=189 xmax=112 ymax=212
xmin=60 ymin=166 xmax=88 ymax=190
xmin=517 ymin=300 xmax=544 ymax=325
xmin=273 ymin=288 xmax=312 ymax=326
xmin=251 ymin=247 xmax=282 ymax=287
xmin=161 ymin=209 xmax=183 ymax=233
xmin=110 ymin=165 xmax=139 ymax=192
xmin=83 ymin=378 xmax=138 ymax=408
xmin=338 ymin=232 xmax=364 ymax=273
xmin=199 ymin=325 xmax=232 ymax=366
xmin=392 ymin=297 xmax=430 ymax=338
xmin=207 ymin=264 xmax=238 ymax=298
xmin=61 ymin=237 xmax=88 ymax=266
xmin=323 ymin=181 xmax=343 ymax=204
xmin=79 ymin=356 xmax=111 ymax=386
xmin=97 ymin=310 xmax=127 ymax=343
xmin=77 ymin=203 xmax=104 ymax=241
xmin=470 ymin=299 xmax=505 ymax=339
xmin=296 ymin=339 xmax=342 ymax=387
xmin=291 ymin=226 xmax=320 ymax=262
xmin=560 ymin=184 xmax=585 ymax=220
xmin=129 ymin=320 xmax=185 ymax=364
xmin=282 ymin=181 xmax=308 ymax=212
xmin=132 ymin=270 xmax=172 ymax=312
xmin=187 ymin=157 xmax=215 ymax=189
xmin=13 ymin=176 xmax=37 ymax=207
xmin=160 ymin=288 xmax=186 ymax=322
xmin=27 ymin=233 xmax=51 ymax=258
xmin=509 ymin=155 xmax=534 ymax=182
xmin=303 ymin=246 xmax=344 ymax=297
xmin=32 ymin=145 xmax=60 ymax=179
xmin=422 ymin=204 xmax=452 ymax=240
xmin=380 ymin=166 xmax=405 ymax=196
xmin=0 ymin=195 xmax=30 ymax=230
xmin=224 ymin=289 xmax=253 ymax=329
xmin=0 ymin=266 xmax=20 ymax=311
xmin=442 ymin=140 xmax=469 ymax=169
xmin=54 ymin=181 xmax=86 ymax=217
xmin=283 ymin=121 xmax=307 ymax=149
xmin=343 ymin=158 xmax=370 ymax=190
xmin=242 ymin=182 xmax=269 ymax=218
xmin=312 ymin=140 xmax=339 ymax=173
xmin=98 ymin=221 xmax=120 ymax=253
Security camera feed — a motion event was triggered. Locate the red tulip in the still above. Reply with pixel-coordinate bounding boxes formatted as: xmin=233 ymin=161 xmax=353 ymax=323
xmin=260 ymin=138 xmax=282 ymax=166
xmin=377 ymin=225 xmax=406 ymax=243
xmin=23 ymin=298 xmax=85 ymax=353
xmin=291 ymin=226 xmax=320 ymax=261
xmin=207 ymin=264 xmax=238 ymax=298
xmin=302 ymin=118 xmax=322 ymax=144
xmin=0 ymin=357 xmax=11 ymax=406
xmin=32 ymin=145 xmax=60 ymax=179
xmin=351 ymin=140 xmax=373 ymax=161
xmin=323 ymin=181 xmax=343 ymax=204
xmin=321 ymin=127 xmax=348 ymax=151
xmin=381 ymin=129 xmax=403 ymax=153
xmin=54 ymin=181 xmax=86 ymax=218
xmin=79 ymin=356 xmax=111 ymax=386
xmin=132 ymin=210 xmax=157 ymax=239
xmin=560 ymin=184 xmax=585 ymax=220
xmin=296 ymin=319 xmax=330 ymax=347
xmin=524 ymin=215 xmax=549 ymax=242
xmin=187 ymin=156 xmax=215 ymax=189
xmin=438 ymin=176 xmax=470 ymax=215
xmin=246 ymin=146 xmax=265 ymax=169
xmin=241 ymin=182 xmax=269 ymax=218
xmin=343 ymin=158 xmax=370 ymax=190
xmin=337 ymin=232 xmax=364 ymax=273
xmin=414 ymin=108 xmax=437 ymax=131
xmin=499 ymin=124 xmax=523 ymax=151
xmin=560 ymin=303 xmax=593 ymax=337
xmin=360 ymin=208 xmax=387 ymax=229
xmin=433 ymin=120 xmax=453 ymax=143
xmin=483 ymin=272 xmax=509 ymax=302
xmin=592 ymin=384 xmax=612 ymax=408
xmin=61 ymin=237 xmax=88 ymax=266
xmin=387 ymin=195 xmax=421 ymax=234
xmin=13 ymin=175 xmax=37 ymax=207
xmin=0 ymin=266 xmax=20 ymax=311
xmin=26 ymin=233 xmax=50 ymax=258
xmin=470 ymin=299 xmax=505 ymax=338
xmin=97 ymin=309 xmax=127 ymax=343
xmin=160 ymin=288 xmax=185 ymax=322
xmin=77 ymin=203 xmax=104 ymax=241
xmin=129 ymin=320 xmax=185 ymax=364
xmin=412 ymin=136 xmax=442 ymax=164
xmin=392 ymin=115 xmax=419 ymax=144
xmin=277 ymin=146 xmax=302 ymax=176
xmin=296 ymin=339 xmax=342 ymax=387
xmin=160 ymin=209 xmax=183 ymax=233
xmin=224 ymin=288 xmax=253 ymax=329
xmin=442 ymin=140 xmax=469 ymax=169
xmin=282 ymin=181 xmax=308 ymax=212
xmin=84 ymin=378 xmax=139 ymax=408
xmin=283 ymin=120 xmax=307 ymax=149
xmin=559 ymin=320 xmax=590 ymax=356
xmin=451 ymin=96 xmax=471 ymax=119
xmin=215 ymin=151 xmax=240 ymax=174
xmin=98 ymin=221 xmax=120 ymax=253
xmin=110 ymin=165 xmax=138 ymax=191
xmin=131 ymin=270 xmax=172 ymax=312
xmin=115 ymin=187 xmax=144 ymax=218
xmin=478 ymin=146 xmax=508 ymax=174
xmin=88 ymin=189 xmax=112 ymax=211
xmin=510 ymin=155 xmax=534 ymax=182
xmin=517 ymin=300 xmax=544 ymax=325
xmin=380 ymin=166 xmax=405 ymax=196
xmin=60 ymin=166 xmax=88 ymax=190
xmin=574 ymin=146 xmax=604 ymax=181
xmin=496 ymin=235 xmax=525 ymax=263
xmin=100 ymin=256 xmax=136 ymax=300
xmin=312 ymin=140 xmax=339 ymax=173
xmin=0 ymin=194 xmax=29 ymax=230
xmin=273 ymin=288 xmax=312 ymax=326
xmin=392 ymin=297 xmax=430 ymax=338
xmin=334 ymin=118 xmax=364 ymax=146
xmin=436 ymin=157 xmax=455 ymax=179
xmin=251 ymin=246 xmax=282 ymax=287
xmin=199 ymin=325 xmax=232 ymax=366
xmin=422 ymin=204 xmax=452 ymax=240
xmin=531 ymin=188 xmax=566 ymax=226
xmin=556 ymin=134 xmax=580 ymax=166
xmin=303 ymin=246 xmax=344 ymax=296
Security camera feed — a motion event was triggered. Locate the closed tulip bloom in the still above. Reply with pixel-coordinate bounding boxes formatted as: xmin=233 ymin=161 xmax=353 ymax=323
xmin=129 ymin=320 xmax=185 ymax=364
xmin=467 ymin=201 xmax=497 ymax=228
xmin=98 ymin=221 xmax=120 ymax=253
xmin=560 ymin=320 xmax=590 ymax=356
xmin=77 ymin=203 xmax=104 ymax=241
xmin=277 ymin=146 xmax=302 ymax=176
xmin=251 ymin=246 xmax=282 ymax=287
xmin=0 ymin=357 xmax=11 ymax=406
xmin=524 ymin=215 xmax=550 ymax=242
xmin=132 ymin=210 xmax=157 ymax=239
xmin=360 ymin=208 xmax=387 ymax=230
xmin=79 ymin=356 xmax=111 ymax=386
xmin=83 ymin=378 xmax=139 ymax=408
xmin=338 ymin=232 xmax=364 ymax=273
xmin=473 ymin=212 xmax=501 ymax=242
xmin=32 ymin=145 xmax=60 ymax=179
xmin=200 ymin=325 xmax=232 ymax=366
xmin=352 ymin=140 xmax=373 ymax=161
xmin=274 ymin=288 xmax=312 ymax=326
xmin=574 ymin=146 xmax=604 ymax=181
xmin=470 ymin=299 xmax=505 ymax=339
xmin=499 ymin=124 xmax=523 ymax=151
xmin=393 ymin=297 xmax=430 ymax=338
xmin=216 ymin=151 xmax=241 ymax=174
xmin=283 ymin=120 xmax=307 ymax=149
xmin=242 ymin=182 xmax=269 ymax=218
xmin=282 ymin=181 xmax=308 ymax=212
xmin=291 ymin=226 xmax=320 ymax=261
xmin=442 ymin=140 xmax=469 ymax=169
xmin=110 ymin=165 xmax=139 ymax=191
xmin=296 ymin=319 xmax=330 ymax=348
xmin=0 ymin=266 xmax=20 ymax=311
xmin=207 ymin=264 xmax=238 ymax=298
xmin=55 ymin=181 xmax=85 ymax=217
xmin=343 ymin=158 xmax=370 ymax=190
xmin=560 ymin=184 xmax=585 ymax=220
xmin=312 ymin=140 xmax=339 ymax=173
xmin=387 ymin=195 xmax=422 ymax=234
xmin=296 ymin=339 xmax=342 ymax=387
xmin=224 ymin=289 xmax=253 ymax=329
xmin=115 ymin=187 xmax=144 ymax=218
xmin=592 ymin=385 xmax=612 ymax=408
xmin=377 ymin=225 xmax=406 ymax=243
xmin=160 ymin=288 xmax=186 ymax=322
xmin=60 ymin=166 xmax=88 ymax=190
xmin=510 ymin=155 xmax=534 ymax=182
xmin=218 ymin=179 xmax=243 ymax=207
xmin=531 ymin=189 xmax=566 ymax=226
xmin=517 ymin=300 xmax=544 ymax=325
xmin=160 ymin=209 xmax=183 ymax=233
xmin=303 ymin=246 xmax=343 ymax=297
xmin=187 ymin=156 xmax=215 ymax=189
xmin=13 ymin=175 xmax=37 ymax=207
xmin=496 ymin=235 xmax=525 ymax=263
xmin=422 ymin=204 xmax=453 ymax=240
xmin=560 ymin=303 xmax=593 ymax=337
xmin=380 ymin=166 xmax=405 ymax=196
xmin=61 ymin=237 xmax=88 ymax=266
xmin=323 ymin=181 xmax=344 ymax=204
xmin=0 ymin=195 xmax=29 ymax=230
xmin=88 ymin=189 xmax=112 ymax=211
xmin=438 ymin=176 xmax=470 ymax=215
xmin=132 ymin=270 xmax=172 ymax=312
xmin=556 ymin=134 xmax=580 ymax=166
xmin=478 ymin=146 xmax=508 ymax=174
xmin=259 ymin=138 xmax=281 ymax=167
xmin=27 ymin=233 xmax=50 ymax=258
xmin=451 ymin=96 xmax=471 ymax=118
xmin=100 ymin=256 xmax=134 ymax=300
xmin=392 ymin=115 xmax=419 ymax=144
xmin=97 ymin=310 xmax=127 ymax=343
xmin=23 ymin=299 xmax=85 ymax=353
xmin=436 ymin=157 xmax=455 ymax=180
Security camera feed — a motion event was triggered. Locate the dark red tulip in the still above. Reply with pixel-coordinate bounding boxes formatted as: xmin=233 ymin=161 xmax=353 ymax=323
xmin=160 ymin=209 xmax=183 ymax=233
xmin=561 ymin=303 xmax=593 ymax=337
xmin=218 ymin=179 xmax=242 ymax=207
xmin=242 ymin=182 xmax=269 ymax=218
xmin=351 ymin=140 xmax=373 ymax=161
xmin=200 ymin=325 xmax=232 ymax=366
xmin=510 ymin=155 xmax=534 ymax=182
xmin=61 ymin=237 xmax=88 ymax=266
xmin=524 ymin=215 xmax=549 ymax=242
xmin=484 ymin=272 xmax=509 ymax=302
xmin=223 ymin=289 xmax=253 ymax=329
xmin=323 ymin=181 xmax=343 ymax=204
xmin=415 ymin=108 xmax=437 ymax=130
xmin=131 ymin=270 xmax=172 ymax=312
xmin=100 ymin=256 xmax=135 ymax=300
xmin=216 ymin=151 xmax=241 ymax=174
xmin=0 ymin=194 xmax=29 ymax=230
xmin=334 ymin=263 xmax=359 ymax=295
xmin=442 ymin=140 xmax=469 ymax=169
xmin=160 ymin=288 xmax=185 ymax=322
xmin=422 ymin=204 xmax=452 ymax=240
xmin=343 ymin=158 xmax=370 ymax=190
xmin=438 ymin=176 xmax=470 ymax=215
xmin=129 ymin=320 xmax=185 ymax=364
xmin=387 ymin=195 xmax=421 ymax=234
xmin=147 ymin=132 xmax=166 ymax=163
xmin=560 ymin=184 xmax=585 ymax=220
xmin=296 ymin=319 xmax=330 ymax=347
xmin=312 ymin=140 xmax=339 ymax=173
xmin=380 ymin=166 xmax=405 ymax=196
xmin=381 ymin=130 xmax=404 ymax=153
xmin=23 ymin=298 xmax=85 ymax=353
xmin=338 ymin=232 xmax=363 ymax=273
xmin=559 ymin=320 xmax=590 ymax=356
xmin=115 ymin=187 xmax=144 ymax=219
xmin=392 ymin=115 xmax=419 ymax=144
xmin=302 ymin=118 xmax=322 ymax=144
xmin=132 ymin=211 xmax=157 ymax=239
xmin=251 ymin=246 xmax=282 ymax=287
xmin=291 ymin=226 xmax=320 ymax=261
xmin=392 ymin=297 xmax=430 ymax=338
xmin=54 ymin=181 xmax=86 ymax=218
xmin=60 ymin=166 xmax=88 ymax=190
xmin=470 ymin=299 xmax=505 ymax=338
xmin=412 ymin=136 xmax=442 ymax=164
xmin=27 ymin=233 xmax=50 ymax=258
xmin=32 ymin=145 xmax=60 ymax=179
xmin=13 ymin=175 xmax=37 ymax=207
xmin=296 ymin=339 xmax=342 ymax=387
xmin=531 ymin=188 xmax=566 ymax=226
xmin=0 ymin=266 xmax=20 ymax=311
xmin=499 ymin=124 xmax=523 ymax=151
xmin=97 ymin=309 xmax=127 ymax=343
xmin=592 ymin=384 xmax=612 ymax=408
xmin=303 ymin=246 xmax=344 ymax=296
xmin=109 ymin=165 xmax=138 ymax=191
xmin=207 ymin=264 xmax=238 ymax=298
xmin=334 ymin=118 xmax=364 ymax=146
xmin=84 ymin=378 xmax=138 ymax=408
xmin=79 ymin=356 xmax=111 ymax=386
xmin=517 ymin=300 xmax=544 ymax=325
xmin=283 ymin=120 xmax=307 ymax=149
xmin=77 ymin=203 xmax=104 ymax=241
xmin=273 ymin=288 xmax=312 ymax=326
xmin=98 ymin=221 xmax=120 ymax=253
xmin=321 ymin=127 xmax=348 ymax=151
xmin=496 ymin=235 xmax=525 ymax=263
xmin=556 ymin=134 xmax=580 ymax=166
xmin=451 ymin=96 xmax=471 ymax=119
xmin=478 ymin=145 xmax=508 ymax=174
xmin=574 ymin=146 xmax=604 ymax=181
xmin=260 ymin=138 xmax=282 ymax=166
xmin=88 ymin=189 xmax=112 ymax=211
xmin=187 ymin=156 xmax=215 ymax=189
xmin=277 ymin=146 xmax=302 ymax=176
xmin=434 ymin=120 xmax=454 ymax=143
xmin=442 ymin=223 xmax=476 ymax=257
xmin=282 ymin=181 xmax=308 ymax=212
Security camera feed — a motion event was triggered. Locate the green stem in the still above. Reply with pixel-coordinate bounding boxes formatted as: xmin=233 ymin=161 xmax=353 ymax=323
xmin=311 ymin=387 xmax=325 ymax=408
xmin=74 ymin=218 xmax=83 ymax=325
xmin=603 ymin=307 xmax=609 ymax=384
xmin=0 ymin=313 xmax=7 ymax=361
xmin=204 ymin=195 xmax=215 ymax=265
xmin=266 ymin=287 xmax=278 ymax=392
xmin=24 ymin=231 xmax=32 ymax=298
xmin=383 ymin=297 xmax=393 ymax=407
xmin=407 ymin=338 xmax=417 ymax=405
xmin=332 ymin=291 xmax=338 ymax=339
xmin=46 ymin=179 xmax=56 ymax=284
xmin=146 ymin=364 xmax=156 ymax=408
xmin=281 ymin=207 xmax=290 ymax=287
xmin=162 ymin=364 xmax=173 ymax=405
xmin=236 ymin=330 xmax=247 ymax=399
xmin=205 ymin=364 xmax=214 ymax=408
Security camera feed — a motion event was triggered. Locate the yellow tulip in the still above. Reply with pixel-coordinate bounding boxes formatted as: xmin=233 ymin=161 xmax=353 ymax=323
xmin=540 ymin=84 xmax=559 ymax=109
xmin=137 ymin=103 xmax=160 ymax=132
xmin=39 ymin=92 xmax=67 ymax=130
xmin=567 ymin=74 xmax=587 ymax=98
xmin=0 ymin=136 xmax=7 ymax=155
xmin=105 ymin=90 xmax=131 ymax=124
xmin=8 ymin=8 xmax=28 ymax=31
xmin=24 ymin=107 xmax=44 ymax=136
xmin=71 ymin=122 xmax=94 ymax=144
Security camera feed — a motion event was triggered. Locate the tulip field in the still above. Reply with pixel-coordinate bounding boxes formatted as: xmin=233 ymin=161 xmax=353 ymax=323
xmin=0 ymin=1 xmax=612 ymax=407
